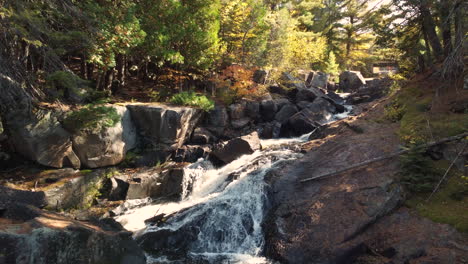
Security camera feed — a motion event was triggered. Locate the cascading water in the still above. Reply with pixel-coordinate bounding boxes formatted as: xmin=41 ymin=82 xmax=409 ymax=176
xmin=115 ymin=105 xmax=351 ymax=264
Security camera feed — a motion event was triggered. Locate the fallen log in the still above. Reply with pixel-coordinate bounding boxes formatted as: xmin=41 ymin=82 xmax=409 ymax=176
xmin=300 ymin=132 xmax=468 ymax=183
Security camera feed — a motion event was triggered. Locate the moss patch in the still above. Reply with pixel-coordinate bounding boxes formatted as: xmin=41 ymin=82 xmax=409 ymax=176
xmin=405 ymin=161 xmax=468 ymax=233
xmin=62 ymin=104 xmax=120 ymax=133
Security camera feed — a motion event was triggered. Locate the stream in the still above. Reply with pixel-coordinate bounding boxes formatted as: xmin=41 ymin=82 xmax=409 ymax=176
xmin=114 ymin=107 xmax=351 ymax=264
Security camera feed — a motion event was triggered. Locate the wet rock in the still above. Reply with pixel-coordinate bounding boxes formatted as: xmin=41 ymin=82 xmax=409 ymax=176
xmin=126 ymin=168 xmax=187 ymax=201
xmin=275 ymin=104 xmax=298 ymax=124
xmin=326 ymin=91 xmax=345 ymax=104
xmin=259 ymin=122 xmax=282 ymax=139
xmin=71 ymin=105 xmax=137 ymax=168
xmin=0 ymin=205 xmax=146 ymax=264
xmin=280 ymin=109 xmax=321 ymax=137
xmin=190 ymin=127 xmax=217 ymax=144
xmin=6 ymin=109 xmax=80 ymax=168
xmin=107 ymin=176 xmax=130 ymax=201
xmin=128 ymin=103 xmax=202 ymax=150
xmin=173 ymin=145 xmax=211 ymax=163
xmin=339 ymin=71 xmax=366 ymax=92
xmin=210 ymin=132 xmax=261 ymax=165
xmin=260 ymin=100 xmax=278 ymax=122
xmin=253 ymin=70 xmax=267 ymax=84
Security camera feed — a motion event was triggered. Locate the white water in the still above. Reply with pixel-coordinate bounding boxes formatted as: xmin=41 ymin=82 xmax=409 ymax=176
xmin=115 ymin=107 xmax=351 ymax=264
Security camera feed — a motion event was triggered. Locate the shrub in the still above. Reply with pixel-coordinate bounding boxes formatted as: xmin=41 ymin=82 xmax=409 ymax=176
xmin=63 ymin=104 xmax=120 ymax=133
xmin=46 ymin=71 xmax=91 ymax=99
xmin=399 ymin=146 xmax=441 ymax=193
xmin=169 ymin=91 xmax=214 ymax=111
xmin=384 ymin=100 xmax=405 ymax=122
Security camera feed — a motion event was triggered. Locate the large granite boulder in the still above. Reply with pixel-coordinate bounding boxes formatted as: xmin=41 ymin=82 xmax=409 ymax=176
xmin=210 ymin=132 xmax=261 ymax=165
xmin=339 ymin=71 xmax=366 ymax=92
xmin=128 ymin=104 xmax=202 ymax=150
xmin=0 ymin=205 xmax=146 ymax=264
xmin=71 ymin=105 xmax=137 ymax=168
xmin=5 ymin=110 xmax=80 ymax=168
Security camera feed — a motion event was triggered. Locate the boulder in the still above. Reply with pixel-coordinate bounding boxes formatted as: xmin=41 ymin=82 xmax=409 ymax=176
xmin=210 ymin=132 xmax=261 ymax=164
xmin=41 ymin=169 xmax=108 ymax=210
xmin=0 ymin=205 xmax=146 ymax=264
xmin=6 ymin=110 xmax=80 ymax=168
xmin=268 ymin=85 xmax=288 ymax=95
xmin=295 ymin=88 xmax=321 ymax=103
xmin=339 ymin=71 xmax=366 ymax=92
xmin=71 ymin=105 xmax=137 ymax=168
xmin=205 ymin=104 xmax=229 ymax=137
xmin=309 ymin=71 xmax=329 ymax=89
xmin=273 ymin=98 xmax=291 ymax=110
xmin=260 ymin=100 xmax=278 ymax=122
xmin=0 ymin=186 xmax=47 ymax=211
xmin=253 ymin=70 xmax=267 ymax=84
xmin=305 ymin=71 xmax=315 ymax=87
xmin=280 ymin=109 xmax=321 ymax=137
xmin=279 ymin=72 xmax=306 ymax=90
xmin=326 ymin=91 xmax=345 ymax=104
xmin=275 ymin=104 xmax=298 ymax=124
xmin=228 ymin=102 xmax=246 ymax=120
xmin=190 ymin=127 xmax=216 ymax=144
xmin=259 ymin=122 xmax=282 ymax=139
xmin=244 ymin=100 xmax=260 ymax=121
xmin=172 ymin=145 xmax=211 ymax=163
xmin=231 ymin=117 xmax=251 ymax=129
xmin=125 ymin=168 xmax=188 ymax=201
xmin=127 ymin=104 xmax=202 ymax=150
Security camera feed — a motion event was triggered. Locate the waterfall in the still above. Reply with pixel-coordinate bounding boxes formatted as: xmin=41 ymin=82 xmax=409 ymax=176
xmin=115 ymin=107 xmax=351 ymax=264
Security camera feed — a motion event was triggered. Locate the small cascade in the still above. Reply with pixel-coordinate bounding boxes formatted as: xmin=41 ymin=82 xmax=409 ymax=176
xmin=115 ymin=107 xmax=351 ymax=264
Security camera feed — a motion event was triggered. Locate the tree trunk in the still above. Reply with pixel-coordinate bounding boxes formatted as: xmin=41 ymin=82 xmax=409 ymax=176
xmin=440 ymin=1 xmax=453 ymax=57
xmin=422 ymin=27 xmax=433 ymax=67
xmin=80 ymin=53 xmax=87 ymax=79
xmin=420 ymin=1 xmax=443 ymax=60
xmin=115 ymin=53 xmax=126 ymax=93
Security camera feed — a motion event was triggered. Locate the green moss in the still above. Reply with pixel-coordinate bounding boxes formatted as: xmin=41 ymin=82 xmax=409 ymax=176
xmin=170 ymin=91 xmax=215 ymax=111
xmin=63 ymin=104 xmax=120 ymax=133
xmin=396 ymin=84 xmax=468 ymax=145
xmin=405 ymin=161 xmax=468 ymax=232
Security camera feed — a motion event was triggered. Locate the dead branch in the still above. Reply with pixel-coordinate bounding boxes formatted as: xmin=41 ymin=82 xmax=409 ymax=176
xmin=300 ymin=132 xmax=468 ymax=183
xmin=426 ymin=142 xmax=466 ymax=201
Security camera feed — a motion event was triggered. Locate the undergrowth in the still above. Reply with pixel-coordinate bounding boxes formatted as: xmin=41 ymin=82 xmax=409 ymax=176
xmin=63 ymin=104 xmax=120 ymax=133
xmin=169 ymin=91 xmax=214 ymax=111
